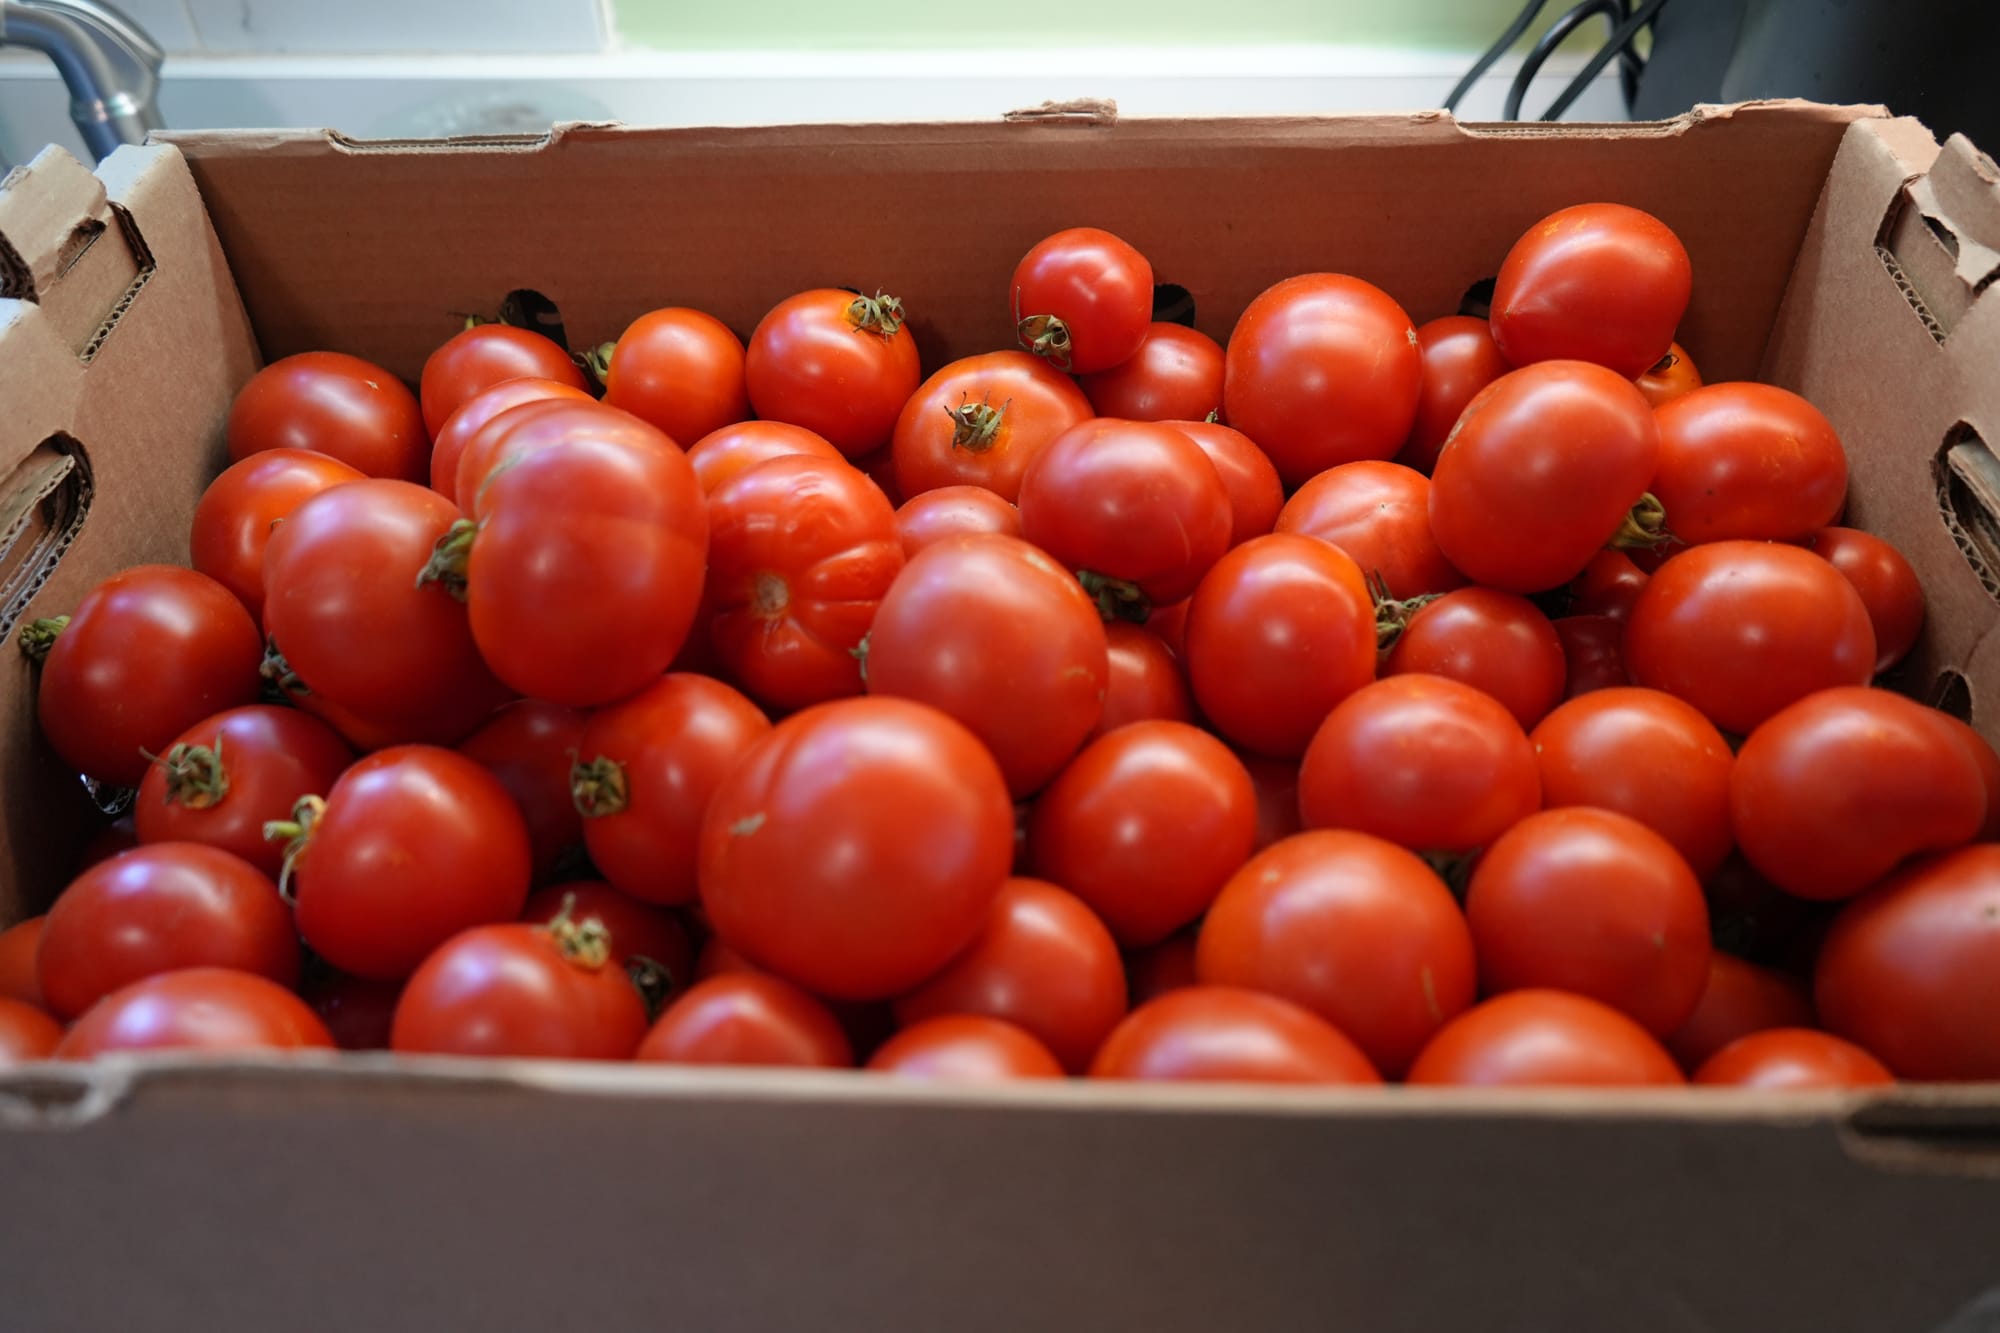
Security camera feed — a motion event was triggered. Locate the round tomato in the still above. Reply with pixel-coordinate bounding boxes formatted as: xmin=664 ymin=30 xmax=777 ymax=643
xmin=706 ymin=454 xmax=903 ymax=710
xmin=56 ymin=968 xmax=333 ymax=1058
xmin=392 ymin=917 xmax=647 ymax=1059
xmin=523 ymin=883 xmax=693 ymax=984
xmin=1011 ymin=227 xmax=1153 ymax=374
xmin=1399 ymin=315 xmax=1512 ymax=474
xmin=572 ymin=673 xmax=771 ymax=906
xmin=1275 ymin=461 xmax=1467 ymax=600
xmin=1805 ymin=526 xmax=1924 ymax=673
xmin=0 ymin=916 xmax=46 ymax=1008
xmin=635 ymin=972 xmax=852 ymax=1068
xmin=1490 ymin=203 xmax=1691 ymax=377
xmin=700 ymin=698 xmax=1013 ymax=1000
xmin=890 ymin=350 xmax=1092 ymax=503
xmin=35 ymin=565 xmax=264 ymax=787
xmin=745 ymin=289 xmax=920 ymax=456
xmin=191 ymin=448 xmax=366 ymax=620
xmin=1384 ymin=587 xmax=1565 ymax=730
xmin=303 ymin=971 xmax=403 ymax=1051
xmin=869 ymin=1014 xmax=1064 ymax=1081
xmin=1667 ymin=952 xmax=1816 ymax=1072
xmin=1223 ymin=274 xmax=1420 ymax=486
xmin=1651 ymin=383 xmax=1848 ymax=544
xmin=1636 ymin=341 xmax=1702 ymax=407
xmin=427 ymin=377 xmax=594 ymax=503
xmin=1027 ymin=721 xmax=1255 ymax=947
xmin=419 ymin=323 xmax=586 ymax=437
xmin=1941 ymin=713 xmax=2000 ymax=841
xmin=1090 ymin=986 xmax=1381 ymax=1084
xmin=1197 ymin=830 xmax=1476 ymax=1076
xmin=1694 ymin=1028 xmax=1892 ymax=1089
xmin=1126 ymin=931 xmax=1199 ymax=1006
xmin=1569 ymin=548 xmax=1648 ymax=620
xmin=1407 ymin=989 xmax=1685 ymax=1086
xmin=686 ymin=420 xmax=845 ymax=495
xmin=1079 ymin=321 xmax=1224 ymax=420
xmin=1429 ymin=361 xmax=1662 ymax=593
xmin=1168 ymin=420 xmax=1284 ymax=549
xmin=228 ymin=351 xmax=429 ymax=482
xmin=1241 ymin=752 xmax=1303 ymax=852
xmin=457 ymin=700 xmax=587 ymax=880
xmin=287 ymin=745 xmax=532 ymax=981
xmin=1624 ymin=541 xmax=1875 ymax=735
xmin=1554 ymin=615 xmax=1629 ymax=698
xmin=1088 ymin=622 xmax=1194 ymax=744
xmin=448 ymin=399 xmax=641 ymax=517
xmin=0 ymin=996 xmax=62 ymax=1064
xmin=894 ymin=485 xmax=1023 ymax=559
xmin=601 ymin=306 xmax=750 ymax=446
xmin=1144 ymin=597 xmax=1191 ymax=659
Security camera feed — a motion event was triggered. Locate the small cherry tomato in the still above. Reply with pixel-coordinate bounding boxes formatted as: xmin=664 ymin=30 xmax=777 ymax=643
xmin=1490 ymin=203 xmax=1691 ymax=377
xmin=636 ymin=972 xmax=853 ymax=1068
xmin=1090 ymin=986 xmax=1381 ymax=1085
xmin=1694 ymin=1028 xmax=1893 ymax=1089
xmin=686 ymin=420 xmax=845 ymax=495
xmin=894 ymin=485 xmax=1023 ymax=558
xmin=1553 ymin=615 xmax=1629 ymax=698
xmin=1804 ymin=527 xmax=1924 ymax=674
xmin=601 ymin=306 xmax=750 ymax=446
xmin=1088 ymin=622 xmax=1195 ymax=743
xmin=1651 ymin=383 xmax=1848 ymax=544
xmin=1079 ymin=321 xmax=1224 ymax=420
xmin=1569 ymin=548 xmax=1649 ymax=620
xmin=1168 ymin=420 xmax=1284 ymax=549
xmin=0 ymin=996 xmax=63 ymax=1063
xmin=1011 ymin=226 xmax=1154 ymax=375
xmin=746 ymin=289 xmax=921 ymax=456
xmin=457 ymin=700 xmax=588 ymax=881
xmin=1399 ymin=315 xmax=1511 ymax=474
xmin=56 ymin=968 xmax=331 ymax=1058
xmin=1275 ymin=461 xmax=1466 ymax=600
xmin=869 ymin=1014 xmax=1065 ymax=1081
xmin=428 ymin=376 xmax=594 ymax=504
xmin=419 ymin=323 xmax=586 ymax=437
xmin=191 ymin=448 xmax=366 ymax=621
xmin=1667 ymin=952 xmax=1816 ymax=1072
xmin=1635 ymin=341 xmax=1702 ymax=407
xmin=890 ymin=350 xmax=1092 ymax=503
xmin=0 ymin=917 xmax=47 ymax=1009
xmin=229 ymin=351 xmax=430 ymax=482
xmin=391 ymin=917 xmax=648 ymax=1060
xmin=1126 ymin=931 xmax=1199 ymax=1006
xmin=1407 ymin=989 xmax=1685 ymax=1086
xmin=1384 ymin=587 xmax=1565 ymax=730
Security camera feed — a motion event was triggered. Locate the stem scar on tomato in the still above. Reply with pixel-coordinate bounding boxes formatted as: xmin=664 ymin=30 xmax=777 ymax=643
xmin=1610 ymin=492 xmax=1674 ymax=550
xmin=845 ymin=292 xmax=907 ymax=338
xmin=260 ymin=638 xmax=307 ymax=701
xmin=1368 ymin=571 xmax=1439 ymax=657
xmin=946 ymin=394 xmax=1011 ymax=453
xmin=416 ymin=519 xmax=477 ymax=602
xmin=1076 ymin=570 xmax=1150 ymax=624
xmin=16 ymin=615 xmax=68 ymax=664
xmin=569 ymin=754 xmax=629 ymax=818
xmin=155 ymin=736 xmax=231 ymax=810
xmin=542 ymin=892 xmax=613 ymax=971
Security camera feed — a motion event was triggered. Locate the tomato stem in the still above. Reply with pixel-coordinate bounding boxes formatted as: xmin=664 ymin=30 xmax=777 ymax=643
xmin=626 ymin=954 xmax=674 ymax=1019
xmin=846 ymin=292 xmax=907 ymax=338
xmin=16 ymin=615 xmax=68 ymax=664
xmin=1016 ymin=313 xmax=1074 ymax=372
xmin=260 ymin=639 xmax=308 ymax=702
xmin=570 ymin=754 xmax=630 ymax=819
xmin=416 ymin=519 xmax=477 ymax=602
xmin=543 ymin=892 xmax=613 ymax=971
xmin=1076 ymin=570 xmax=1151 ymax=624
xmin=1368 ymin=571 xmax=1439 ymax=657
xmin=945 ymin=394 xmax=1008 ymax=453
xmin=155 ymin=738 xmax=231 ymax=810
xmin=1609 ymin=492 xmax=1673 ymax=550
xmin=849 ymin=634 xmax=871 ymax=686
xmin=262 ymin=793 xmax=326 ymax=905
xmin=1203 ymin=409 xmax=1221 ymax=424
xmin=581 ymin=341 xmax=615 ymax=390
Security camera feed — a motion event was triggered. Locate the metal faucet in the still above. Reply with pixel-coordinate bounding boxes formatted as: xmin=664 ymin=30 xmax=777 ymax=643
xmin=0 ymin=0 xmax=162 ymax=162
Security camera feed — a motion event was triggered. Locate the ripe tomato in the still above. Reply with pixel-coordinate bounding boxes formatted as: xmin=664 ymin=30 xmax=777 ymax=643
xmin=1816 ymin=844 xmax=2000 ymax=1079
xmin=895 ymin=877 xmax=1126 ymax=1074
xmin=635 ymin=972 xmax=852 ymax=1068
xmin=1554 ymin=615 xmax=1629 ymax=698
xmin=134 ymin=705 xmax=353 ymax=878
xmin=745 ymin=289 xmax=921 ymax=456
xmin=1028 ymin=721 xmax=1256 ymax=947
xmin=867 ymin=535 xmax=1108 ymax=796
xmin=869 ymin=1014 xmax=1065 ymax=1080
xmin=1730 ymin=687 xmax=1984 ymax=901
xmin=1407 ymin=990 xmax=1685 ymax=1086
xmin=1011 ymin=227 xmax=1153 ymax=374
xmin=1429 ymin=361 xmax=1662 ymax=593
xmin=419 ymin=323 xmax=586 ymax=437
xmin=1569 ymin=548 xmax=1648 ymax=620
xmin=1635 ymin=341 xmax=1702 ymax=407
xmin=572 ymin=673 xmax=771 ymax=906
xmin=427 ymin=377 xmax=594 ymax=503
xmin=1089 ymin=623 xmax=1194 ymax=743
xmin=288 ymin=745 xmax=532 ymax=981
xmin=1651 ymin=383 xmax=1848 ymax=544
xmin=1184 ymin=534 xmax=1376 ymax=758
xmin=1940 ymin=713 xmax=2000 ymax=840
xmin=601 ymin=306 xmax=750 ymax=446
xmin=1241 ymin=752 xmax=1303 ymax=852
xmin=1531 ymin=687 xmax=1734 ymax=877
xmin=1126 ymin=931 xmax=1199 ymax=1006
xmin=686 ymin=420 xmax=845 ymax=495
xmin=303 ymin=971 xmax=402 ymax=1051
xmin=0 ymin=996 xmax=62 ymax=1063
xmin=1275 ymin=461 xmax=1466 ymax=600
xmin=1625 ymin=541 xmax=1875 ymax=735
xmin=700 ymin=698 xmax=1013 ymax=1000
xmin=391 ymin=918 xmax=647 ymax=1059
xmin=1144 ymin=597 xmax=1191 ymax=659
xmin=706 ymin=454 xmax=903 ymax=710
xmin=0 ymin=916 xmax=46 ymax=1008
xmin=1490 ymin=203 xmax=1691 ymax=377
xmin=890 ymin=350 xmax=1092 ymax=503
xmin=449 ymin=398 xmax=643 ymax=517
xmin=1197 ymin=830 xmax=1476 ymax=1076
xmin=1694 ymin=1028 xmax=1892 ymax=1089
xmin=523 ymin=883 xmax=692 ymax=985
xmin=1666 ymin=952 xmax=1815 ymax=1072
xmin=191 ymin=448 xmax=365 ymax=621
xmin=35 ymin=565 xmax=264 ymax=787
xmin=457 ymin=700 xmax=588 ymax=880
xmin=1399 ymin=315 xmax=1511 ymax=474
xmin=894 ymin=485 xmax=1023 ymax=558
xmin=1079 ymin=322 xmax=1224 ymax=420
xmin=1090 ymin=986 xmax=1381 ymax=1084
xmin=1168 ymin=420 xmax=1284 ymax=549
xmin=1804 ymin=527 xmax=1924 ymax=673
xmin=56 ymin=968 xmax=333 ymax=1058
xmin=1018 ymin=419 xmax=1231 ymax=613
xmin=1223 ymin=274 xmax=1420 ymax=486
xmin=227 ymin=351 xmax=429 ymax=482
xmin=1384 ymin=587 xmax=1564 ymax=730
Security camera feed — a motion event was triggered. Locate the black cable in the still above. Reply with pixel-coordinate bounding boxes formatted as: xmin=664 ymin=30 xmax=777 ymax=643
xmin=1613 ymin=0 xmax=1646 ymax=107
xmin=1541 ymin=0 xmax=1672 ymax=120
xmin=1443 ymin=0 xmax=1549 ymax=113
xmin=1505 ymin=0 xmax=1627 ymax=120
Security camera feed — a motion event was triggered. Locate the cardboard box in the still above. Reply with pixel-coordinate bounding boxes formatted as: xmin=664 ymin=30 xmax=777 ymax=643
xmin=3 ymin=103 xmax=2000 ymax=1331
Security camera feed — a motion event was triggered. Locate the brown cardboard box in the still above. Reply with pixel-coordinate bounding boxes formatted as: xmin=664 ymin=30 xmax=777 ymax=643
xmin=2 ymin=103 xmax=1999 ymax=1331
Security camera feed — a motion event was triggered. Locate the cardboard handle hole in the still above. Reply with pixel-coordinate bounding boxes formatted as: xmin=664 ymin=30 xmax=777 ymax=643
xmin=497 ymin=287 xmax=568 ymax=353
xmin=1934 ymin=423 xmax=2000 ymax=606
xmin=0 ymin=433 xmax=92 ymax=640
xmin=1842 ymin=1098 xmax=2000 ymax=1179
xmin=1151 ymin=283 xmax=1196 ymax=328
xmin=1458 ymin=276 xmax=1497 ymax=319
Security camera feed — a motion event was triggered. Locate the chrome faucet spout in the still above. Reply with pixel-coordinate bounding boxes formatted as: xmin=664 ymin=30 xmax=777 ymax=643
xmin=0 ymin=0 xmax=163 ymax=162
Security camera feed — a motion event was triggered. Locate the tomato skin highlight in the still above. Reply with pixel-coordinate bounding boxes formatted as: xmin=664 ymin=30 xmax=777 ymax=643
xmin=1080 ymin=322 xmax=1224 ymax=421
xmin=1408 ymin=989 xmax=1685 ymax=1087
xmin=894 ymin=486 xmax=1023 ymax=559
xmin=57 ymin=968 xmax=334 ymax=1058
xmin=636 ymin=972 xmax=853 ymax=1068
xmin=891 ymin=350 xmax=1092 ymax=504
xmin=1490 ymin=203 xmax=1692 ymax=378
xmin=191 ymin=448 xmax=366 ymax=621
xmin=391 ymin=921 xmax=648 ymax=1060
xmin=229 ymin=351 xmax=430 ymax=482
xmin=1011 ymin=227 xmax=1154 ymax=375
xmin=1090 ymin=986 xmax=1381 ymax=1085
xmin=1384 ymin=587 xmax=1565 ymax=731
xmin=868 ymin=1015 xmax=1065 ymax=1081
xmin=602 ymin=306 xmax=751 ymax=447
xmin=420 ymin=324 xmax=586 ymax=437
xmin=1275 ymin=461 xmax=1466 ymax=599
xmin=1693 ymin=1028 xmax=1892 ymax=1090
xmin=687 ymin=420 xmax=845 ymax=496
xmin=746 ymin=288 xmax=921 ymax=457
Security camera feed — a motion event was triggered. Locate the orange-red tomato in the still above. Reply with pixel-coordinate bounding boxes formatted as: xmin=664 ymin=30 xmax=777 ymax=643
xmin=1079 ymin=322 xmax=1224 ymax=421
xmin=0 ymin=916 xmax=47 ymax=1009
xmin=1667 ymin=953 xmax=1816 ymax=1072
xmin=1490 ymin=203 xmax=1691 ymax=378
xmin=1090 ymin=986 xmax=1381 ymax=1084
xmin=57 ymin=968 xmax=334 ymax=1058
xmin=893 ymin=486 xmax=1023 ymax=559
xmin=229 ymin=351 xmax=430 ymax=482
xmin=191 ymin=448 xmax=366 ymax=621
xmin=1011 ymin=227 xmax=1154 ymax=375
xmin=419 ymin=324 xmax=587 ymax=437
xmin=746 ymin=288 xmax=921 ymax=456
xmin=1399 ymin=315 xmax=1511 ymax=474
xmin=428 ymin=377 xmax=593 ymax=504
xmin=1693 ymin=1028 xmax=1893 ymax=1089
xmin=1651 ymin=383 xmax=1848 ymax=544
xmin=1408 ymin=990 xmax=1685 ymax=1087
xmin=1169 ymin=420 xmax=1284 ymax=549
xmin=1635 ymin=341 xmax=1702 ymax=407
xmin=1804 ymin=526 xmax=1924 ymax=674
xmin=602 ymin=307 xmax=750 ymax=446
xmin=390 ymin=921 xmax=649 ymax=1060
xmin=685 ymin=420 xmax=845 ymax=495
xmin=1275 ymin=461 xmax=1466 ymax=599
xmin=1384 ymin=587 xmax=1565 ymax=731
xmin=868 ymin=1015 xmax=1064 ymax=1081
xmin=0 ymin=996 xmax=63 ymax=1063
xmin=522 ymin=882 xmax=694 ymax=980
xmin=636 ymin=972 xmax=853 ymax=1068
xmin=891 ymin=351 xmax=1092 ymax=503
xmin=1088 ymin=623 xmax=1195 ymax=744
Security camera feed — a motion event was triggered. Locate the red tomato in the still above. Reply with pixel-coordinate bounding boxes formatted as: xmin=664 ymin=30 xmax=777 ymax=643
xmin=1144 ymin=597 xmax=1191 ymax=660
xmin=1407 ymin=989 xmax=1685 ymax=1086
xmin=572 ymin=673 xmax=771 ymax=906
xmin=686 ymin=933 xmax=900 ymax=1057
xmin=1168 ymin=420 xmax=1285 ymax=549
xmin=1018 ymin=419 xmax=1231 ymax=613
xmin=1275 ymin=461 xmax=1466 ymax=600
xmin=56 ymin=968 xmax=333 ymax=1058
xmin=867 ymin=535 xmax=1108 ymax=796
xmin=894 ymin=485 xmax=1023 ymax=559
xmin=1384 ymin=587 xmax=1565 ymax=730
xmin=635 ymin=972 xmax=853 ymax=1068
xmin=1730 ymin=687 xmax=1984 ymax=901
xmin=419 ymin=323 xmax=586 ymax=437
xmin=288 ymin=745 xmax=532 ymax=981
xmin=1531 ymin=687 xmax=1734 ymax=877
xmin=427 ymin=377 xmax=594 ymax=503
xmin=1941 ymin=713 xmax=2000 ymax=840
xmin=706 ymin=454 xmax=903 ymax=710
xmin=1184 ymin=534 xmax=1376 ymax=758
xmin=1079 ymin=322 xmax=1224 ymax=421
xmin=0 ymin=917 xmax=46 ymax=1009
xmin=228 ymin=351 xmax=429 ymax=482
xmin=1667 ymin=952 xmax=1816 ymax=1072
xmin=1694 ymin=1028 xmax=1893 ymax=1089
xmin=0 ymin=996 xmax=62 ymax=1063
xmin=602 ymin=306 xmax=750 ymax=446
xmin=1429 ymin=361 xmax=1662 ymax=593
xmin=895 ymin=878 xmax=1126 ymax=1074
xmin=35 ymin=566 xmax=264 ymax=787
xmin=1805 ymin=527 xmax=1924 ymax=674
xmin=1569 ymin=549 xmax=1649 ymax=620
xmin=1126 ymin=931 xmax=1199 ymax=1006
xmin=1651 ymin=383 xmax=1848 ymax=544
xmin=1088 ymin=622 xmax=1195 ymax=743
xmin=302 ymin=972 xmax=402 ymax=1051
xmin=457 ymin=700 xmax=587 ymax=881
xmin=448 ymin=398 xmax=633 ymax=516
xmin=1241 ymin=752 xmax=1303 ymax=852
xmin=1635 ymin=341 xmax=1702 ymax=407
xmin=1466 ymin=808 xmax=1711 ymax=1036
xmin=1553 ymin=615 xmax=1629 ymax=698
xmin=392 ymin=919 xmax=647 ymax=1059
xmin=1490 ymin=203 xmax=1692 ymax=377
xmin=1197 ymin=830 xmax=1476 ymax=1076
xmin=1222 ymin=274 xmax=1421 ymax=486
xmin=869 ymin=1014 xmax=1064 ymax=1080
xmin=700 ymin=698 xmax=1013 ymax=1000
xmin=745 ymin=289 xmax=921 ymax=456
xmin=890 ymin=350 xmax=1093 ymax=503
xmin=1090 ymin=986 xmax=1381 ymax=1084
xmin=191 ymin=448 xmax=366 ymax=620
xmin=523 ymin=883 xmax=692 ymax=983
xmin=1028 ymin=721 xmax=1256 ymax=947
xmin=134 ymin=705 xmax=353 ymax=878
xmin=1011 ymin=227 xmax=1153 ymax=375
xmin=1624 ymin=541 xmax=1875 ymax=735
xmin=1399 ymin=315 xmax=1511 ymax=474
xmin=686 ymin=420 xmax=845 ymax=495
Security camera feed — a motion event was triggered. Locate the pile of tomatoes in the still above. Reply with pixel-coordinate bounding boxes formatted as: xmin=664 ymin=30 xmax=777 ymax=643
xmin=4 ymin=208 xmax=1996 ymax=1091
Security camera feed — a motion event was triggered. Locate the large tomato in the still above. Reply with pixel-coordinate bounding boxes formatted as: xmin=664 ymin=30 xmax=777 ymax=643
xmin=635 ymin=972 xmax=853 ymax=1068
xmin=867 ymin=535 xmax=1108 ymax=796
xmin=868 ymin=1015 xmax=1065 ymax=1081
xmin=601 ymin=306 xmax=750 ymax=446
xmin=1666 ymin=952 xmax=1815 ymax=1072
xmin=1429 ymin=361 xmax=1662 ymax=593
xmin=1275 ymin=461 xmax=1466 ymax=599
xmin=745 ymin=289 xmax=921 ymax=456
xmin=706 ymin=454 xmax=903 ymax=710
xmin=190 ymin=448 xmax=366 ymax=620
xmin=427 ymin=376 xmax=594 ymax=504
xmin=1553 ymin=615 xmax=1630 ymax=698
xmin=890 ymin=350 xmax=1092 ymax=503
xmin=1167 ymin=420 xmax=1284 ymax=549
xmin=894 ymin=485 xmax=1023 ymax=558
xmin=1407 ymin=990 xmax=1685 ymax=1086
xmin=1399 ymin=315 xmax=1511 ymax=474
xmin=1010 ymin=227 xmax=1153 ymax=374
xmin=1089 ymin=622 xmax=1194 ymax=743
xmin=0 ymin=997 xmax=62 ymax=1064
xmin=458 ymin=700 xmax=588 ymax=880
xmin=390 ymin=919 xmax=647 ymax=1059
xmin=1651 ymin=383 xmax=1848 ymax=544
xmin=1635 ymin=341 xmax=1702 ymax=407
xmin=419 ymin=323 xmax=586 ymax=436
xmin=0 ymin=917 xmax=46 ymax=1008
xmin=1805 ymin=526 xmax=1924 ymax=673
xmin=1383 ymin=587 xmax=1564 ymax=730
xmin=1090 ymin=986 xmax=1381 ymax=1084
xmin=1196 ymin=830 xmax=1476 ymax=1076
xmin=1490 ymin=203 xmax=1692 ymax=377
xmin=1693 ymin=1028 xmax=1892 ymax=1089
xmin=1222 ymin=274 xmax=1421 ymax=486
xmin=699 ymin=698 xmax=1013 ymax=1001
xmin=55 ymin=968 xmax=333 ymax=1058
xmin=450 ymin=398 xmax=646 ymax=516
xmin=1079 ymin=322 xmax=1224 ymax=421
xmin=228 ymin=351 xmax=429 ymax=482
xmin=686 ymin=420 xmax=844 ymax=495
